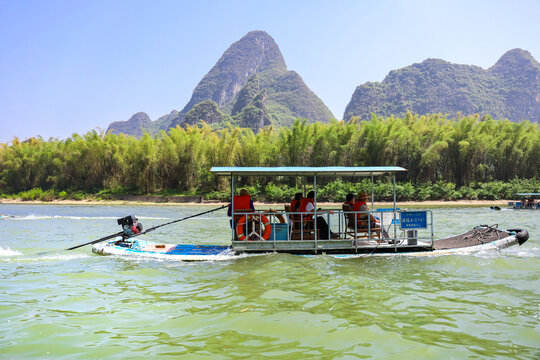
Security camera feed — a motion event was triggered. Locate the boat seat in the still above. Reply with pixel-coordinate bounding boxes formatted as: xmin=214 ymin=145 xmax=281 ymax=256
xmin=342 ymin=204 xmax=382 ymax=243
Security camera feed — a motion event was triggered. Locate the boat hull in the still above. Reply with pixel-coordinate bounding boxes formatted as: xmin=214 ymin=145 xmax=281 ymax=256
xmin=92 ymin=230 xmax=525 ymax=261
xmin=92 ymin=238 xmax=235 ymax=261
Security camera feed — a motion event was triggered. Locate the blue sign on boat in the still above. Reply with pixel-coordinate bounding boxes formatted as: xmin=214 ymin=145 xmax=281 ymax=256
xmin=400 ymin=211 xmax=427 ymax=229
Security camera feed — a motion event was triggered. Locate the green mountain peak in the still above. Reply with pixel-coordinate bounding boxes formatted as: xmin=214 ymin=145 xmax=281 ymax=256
xmin=344 ymin=49 xmax=540 ymax=123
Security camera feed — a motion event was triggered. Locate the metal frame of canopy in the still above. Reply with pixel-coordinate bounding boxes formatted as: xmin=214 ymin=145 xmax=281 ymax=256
xmin=210 ymin=166 xmax=409 ymax=246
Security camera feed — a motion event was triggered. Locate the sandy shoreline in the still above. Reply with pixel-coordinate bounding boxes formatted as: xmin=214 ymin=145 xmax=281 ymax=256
xmin=0 ymin=198 xmax=509 ymax=207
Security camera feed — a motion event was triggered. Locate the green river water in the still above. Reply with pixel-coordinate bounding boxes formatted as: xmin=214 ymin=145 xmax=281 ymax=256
xmin=0 ymin=204 xmax=539 ymax=359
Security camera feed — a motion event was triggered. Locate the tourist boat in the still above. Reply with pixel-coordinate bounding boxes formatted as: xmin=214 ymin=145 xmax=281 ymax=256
xmin=92 ymin=167 xmax=529 ymax=260
xmin=507 ymin=193 xmax=540 ymax=210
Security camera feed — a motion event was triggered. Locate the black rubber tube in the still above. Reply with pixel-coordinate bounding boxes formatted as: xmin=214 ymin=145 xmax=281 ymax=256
xmin=507 ymin=228 xmax=529 ymax=246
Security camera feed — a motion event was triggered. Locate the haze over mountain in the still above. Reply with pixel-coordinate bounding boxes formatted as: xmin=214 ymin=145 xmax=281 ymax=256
xmin=344 ymin=49 xmax=540 ymax=123
xmin=107 ymin=31 xmax=334 ymax=136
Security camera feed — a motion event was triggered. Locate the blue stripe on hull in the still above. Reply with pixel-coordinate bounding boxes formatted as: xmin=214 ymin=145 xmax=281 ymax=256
xmin=124 ymin=240 xmax=231 ymax=256
xmin=161 ymin=244 xmax=230 ymax=255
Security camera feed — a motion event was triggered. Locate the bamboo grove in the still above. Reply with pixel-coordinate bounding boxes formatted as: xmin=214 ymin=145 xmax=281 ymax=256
xmin=0 ymin=113 xmax=538 ymax=199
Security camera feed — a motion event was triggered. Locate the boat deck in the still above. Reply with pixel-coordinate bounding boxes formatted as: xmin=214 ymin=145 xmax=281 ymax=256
xmin=231 ymin=238 xmax=433 ymax=254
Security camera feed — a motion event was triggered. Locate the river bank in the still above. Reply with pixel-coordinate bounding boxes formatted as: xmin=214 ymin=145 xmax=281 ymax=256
xmin=0 ymin=198 xmax=509 ymax=208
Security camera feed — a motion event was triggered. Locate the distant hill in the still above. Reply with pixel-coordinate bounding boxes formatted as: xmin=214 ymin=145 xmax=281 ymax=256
xmin=344 ymin=49 xmax=540 ymax=123
xmin=106 ymin=112 xmax=151 ymax=138
xmin=107 ymin=31 xmax=334 ymax=136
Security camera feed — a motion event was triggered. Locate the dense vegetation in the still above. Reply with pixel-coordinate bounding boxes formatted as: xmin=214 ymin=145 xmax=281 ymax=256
xmin=1 ymin=114 xmax=539 ymax=202
xmin=344 ymin=49 xmax=540 ymax=123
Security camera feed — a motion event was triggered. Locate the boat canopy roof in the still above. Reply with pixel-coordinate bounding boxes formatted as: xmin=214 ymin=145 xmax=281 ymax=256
xmin=210 ymin=166 xmax=407 ymax=177
xmin=515 ymin=193 xmax=540 ymax=196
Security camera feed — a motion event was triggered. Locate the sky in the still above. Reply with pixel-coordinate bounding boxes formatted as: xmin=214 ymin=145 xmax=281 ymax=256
xmin=1 ymin=0 xmax=539 ymax=143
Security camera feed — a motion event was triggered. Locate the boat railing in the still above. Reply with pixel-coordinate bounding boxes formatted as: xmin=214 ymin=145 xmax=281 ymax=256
xmin=232 ymin=208 xmax=434 ymax=248
xmin=509 ymin=201 xmax=540 ymax=210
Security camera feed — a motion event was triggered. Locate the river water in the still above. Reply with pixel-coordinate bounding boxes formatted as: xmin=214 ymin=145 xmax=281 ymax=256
xmin=0 ymin=204 xmax=539 ymax=359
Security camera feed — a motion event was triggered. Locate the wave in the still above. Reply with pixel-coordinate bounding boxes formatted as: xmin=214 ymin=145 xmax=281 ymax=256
xmin=1 ymin=251 xmax=92 ymax=262
xmin=36 ymin=253 xmax=90 ymax=261
xmin=0 ymin=245 xmax=23 ymax=257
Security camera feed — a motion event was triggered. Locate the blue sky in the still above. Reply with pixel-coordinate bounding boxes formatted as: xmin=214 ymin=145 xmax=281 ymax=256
xmin=1 ymin=0 xmax=539 ymax=143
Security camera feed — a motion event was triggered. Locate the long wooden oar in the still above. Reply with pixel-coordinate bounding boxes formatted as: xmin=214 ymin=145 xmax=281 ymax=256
xmin=65 ymin=231 xmax=125 ymax=251
xmin=35 ymin=231 xmax=124 ymax=255
xmin=128 ymin=204 xmax=228 ymax=239
xmin=65 ymin=204 xmax=228 ymax=251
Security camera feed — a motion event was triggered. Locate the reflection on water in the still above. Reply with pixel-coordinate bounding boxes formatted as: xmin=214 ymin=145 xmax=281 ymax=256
xmin=0 ymin=204 xmax=539 ymax=359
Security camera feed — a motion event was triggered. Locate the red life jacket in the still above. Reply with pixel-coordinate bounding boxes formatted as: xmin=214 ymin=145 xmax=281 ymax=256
xmin=233 ymin=195 xmax=252 ymax=212
xmin=352 ymin=200 xmax=367 ymax=212
xmin=298 ymin=197 xmax=314 ymax=221
xmin=344 ymin=201 xmax=354 ymax=207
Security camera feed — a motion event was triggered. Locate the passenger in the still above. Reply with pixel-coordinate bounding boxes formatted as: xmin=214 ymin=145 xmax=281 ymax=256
xmin=352 ymin=191 xmax=388 ymax=237
xmin=227 ymin=188 xmax=255 ymax=216
xmin=298 ymin=191 xmax=339 ymax=239
xmin=227 ymin=188 xmax=255 ymax=227
xmin=352 ymin=191 xmax=371 ymax=219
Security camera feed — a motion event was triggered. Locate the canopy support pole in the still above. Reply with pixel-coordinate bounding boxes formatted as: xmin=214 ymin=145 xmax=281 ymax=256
xmin=393 ymin=174 xmax=397 ymax=247
xmin=314 ymin=175 xmax=318 ymax=249
xmin=231 ymin=174 xmax=235 ymax=242
xmin=370 ymin=174 xmax=374 ymax=209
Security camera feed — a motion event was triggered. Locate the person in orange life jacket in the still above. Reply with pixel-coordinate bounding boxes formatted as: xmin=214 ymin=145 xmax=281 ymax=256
xmin=298 ymin=191 xmax=339 ymax=239
xmin=352 ymin=191 xmax=377 ymax=227
xmin=227 ymin=188 xmax=255 ymax=227
xmin=353 ymin=191 xmax=389 ymax=237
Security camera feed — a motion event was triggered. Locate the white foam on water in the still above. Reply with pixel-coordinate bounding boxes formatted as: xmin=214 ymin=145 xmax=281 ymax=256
xmin=10 ymin=253 xmax=91 ymax=263
xmin=0 ymin=245 xmax=22 ymax=257
xmin=13 ymin=215 xmax=168 ymax=221
xmin=499 ymin=245 xmax=540 ymax=258
xmin=38 ymin=253 xmax=90 ymax=261
xmin=13 ymin=215 xmax=115 ymax=220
